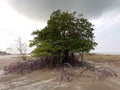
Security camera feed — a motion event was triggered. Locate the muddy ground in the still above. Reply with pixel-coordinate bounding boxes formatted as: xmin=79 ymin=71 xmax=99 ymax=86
xmin=0 ymin=55 xmax=120 ymax=90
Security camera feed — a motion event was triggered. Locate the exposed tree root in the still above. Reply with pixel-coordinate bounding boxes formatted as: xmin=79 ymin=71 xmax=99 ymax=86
xmin=3 ymin=57 xmax=52 ymax=75
xmin=55 ymin=61 xmax=118 ymax=82
xmin=2 ymin=57 xmax=118 ymax=82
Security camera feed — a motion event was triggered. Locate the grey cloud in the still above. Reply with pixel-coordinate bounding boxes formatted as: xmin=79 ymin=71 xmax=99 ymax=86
xmin=6 ymin=0 xmax=120 ymax=21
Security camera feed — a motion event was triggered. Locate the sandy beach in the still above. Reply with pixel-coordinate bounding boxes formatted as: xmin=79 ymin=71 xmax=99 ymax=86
xmin=0 ymin=55 xmax=120 ymax=90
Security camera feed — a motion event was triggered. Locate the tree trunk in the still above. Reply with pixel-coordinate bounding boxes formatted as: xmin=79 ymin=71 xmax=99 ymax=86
xmin=72 ymin=52 xmax=74 ymax=59
xmin=62 ymin=50 xmax=69 ymax=64
xmin=80 ymin=52 xmax=84 ymax=61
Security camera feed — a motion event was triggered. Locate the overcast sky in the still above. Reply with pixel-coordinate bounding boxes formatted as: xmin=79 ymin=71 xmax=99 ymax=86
xmin=0 ymin=0 xmax=120 ymax=53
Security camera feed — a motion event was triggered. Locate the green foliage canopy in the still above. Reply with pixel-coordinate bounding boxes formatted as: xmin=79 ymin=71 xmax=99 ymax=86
xmin=30 ymin=10 xmax=97 ymax=58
